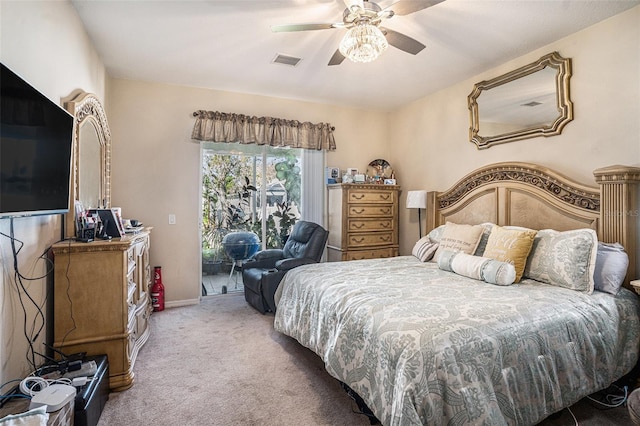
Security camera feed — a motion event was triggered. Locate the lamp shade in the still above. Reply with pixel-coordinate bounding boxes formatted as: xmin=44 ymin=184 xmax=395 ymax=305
xmin=406 ymin=190 xmax=427 ymax=209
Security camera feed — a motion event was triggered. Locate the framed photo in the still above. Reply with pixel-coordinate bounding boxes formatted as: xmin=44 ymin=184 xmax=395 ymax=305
xmin=346 ymin=168 xmax=358 ymax=176
xmin=89 ymin=208 xmax=124 ymax=238
xmin=384 ymin=178 xmax=396 ymax=185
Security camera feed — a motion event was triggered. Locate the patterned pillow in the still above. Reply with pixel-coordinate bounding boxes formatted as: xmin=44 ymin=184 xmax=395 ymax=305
xmin=523 ymin=228 xmax=598 ymax=293
xmin=426 ymin=224 xmax=446 ymax=243
xmin=473 ymin=222 xmax=495 ymax=256
xmin=433 ymin=222 xmax=484 ymax=262
xmin=438 ymin=249 xmax=516 ymax=286
xmin=483 ymin=225 xmax=537 ymax=282
xmin=412 ymin=236 xmax=438 ymax=262
xmin=593 ymin=242 xmax=628 ymax=295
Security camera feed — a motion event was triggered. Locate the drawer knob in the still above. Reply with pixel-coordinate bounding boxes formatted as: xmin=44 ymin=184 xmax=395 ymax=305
xmin=352 ymin=237 xmax=365 ymax=243
xmin=380 ymin=208 xmax=390 ymax=214
xmin=379 ymin=194 xmax=390 ymax=200
xmin=352 ymin=194 xmax=365 ymax=200
xmin=352 ymin=223 xmax=364 ymax=229
xmin=353 ymin=208 xmax=365 ymax=214
xmin=380 ymin=236 xmax=391 ymax=242
xmin=380 ymin=222 xmax=390 ymax=228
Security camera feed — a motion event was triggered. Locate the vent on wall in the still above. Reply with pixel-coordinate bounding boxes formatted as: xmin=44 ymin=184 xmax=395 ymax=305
xmin=272 ymin=54 xmax=302 ymax=67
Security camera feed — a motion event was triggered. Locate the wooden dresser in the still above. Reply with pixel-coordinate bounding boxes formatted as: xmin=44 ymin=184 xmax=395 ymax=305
xmin=51 ymin=229 xmax=152 ymax=391
xmin=327 ymin=184 xmax=400 ymax=261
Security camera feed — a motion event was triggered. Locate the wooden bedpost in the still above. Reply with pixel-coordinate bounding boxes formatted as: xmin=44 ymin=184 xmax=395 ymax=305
xmin=594 ymin=165 xmax=640 ymax=288
xmin=425 ymin=191 xmax=438 ymax=234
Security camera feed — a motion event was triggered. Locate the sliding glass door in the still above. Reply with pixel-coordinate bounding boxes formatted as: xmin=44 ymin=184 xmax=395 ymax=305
xmin=201 ymin=143 xmax=303 ymax=295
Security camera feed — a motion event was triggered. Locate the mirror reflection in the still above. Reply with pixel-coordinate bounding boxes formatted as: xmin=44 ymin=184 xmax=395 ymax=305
xmin=79 ymin=120 xmax=102 ymax=209
xmin=468 ymin=51 xmax=573 ymax=149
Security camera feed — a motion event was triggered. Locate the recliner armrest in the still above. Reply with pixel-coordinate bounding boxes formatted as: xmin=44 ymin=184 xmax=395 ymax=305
xmin=243 ymin=249 xmax=285 ymax=270
xmin=275 ymin=257 xmax=317 ymax=271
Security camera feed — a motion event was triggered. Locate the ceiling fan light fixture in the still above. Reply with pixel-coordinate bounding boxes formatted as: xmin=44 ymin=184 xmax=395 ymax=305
xmin=339 ymin=22 xmax=388 ymax=63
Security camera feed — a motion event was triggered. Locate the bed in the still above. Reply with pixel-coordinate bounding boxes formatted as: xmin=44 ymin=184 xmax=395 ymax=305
xmin=273 ymin=162 xmax=640 ymax=425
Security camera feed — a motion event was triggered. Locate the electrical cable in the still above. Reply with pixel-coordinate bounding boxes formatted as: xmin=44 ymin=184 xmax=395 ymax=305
xmin=59 ymin=238 xmax=77 ymax=351
xmin=0 ymin=219 xmax=72 ymax=372
xmin=18 ymin=376 xmax=72 ymax=397
xmin=566 ymin=406 xmax=579 ymax=425
xmin=1 ymin=218 xmax=46 ymax=370
xmin=0 ymin=379 xmax=22 ymax=394
xmin=586 ymin=385 xmax=629 ymax=408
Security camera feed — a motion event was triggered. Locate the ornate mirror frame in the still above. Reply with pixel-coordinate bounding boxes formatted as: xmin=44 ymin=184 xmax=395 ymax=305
xmin=468 ymin=51 xmax=573 ymax=150
xmin=64 ymin=92 xmax=111 ymax=238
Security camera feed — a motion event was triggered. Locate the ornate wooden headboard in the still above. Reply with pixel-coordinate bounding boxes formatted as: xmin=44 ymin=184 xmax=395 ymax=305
xmin=425 ymin=162 xmax=640 ymax=288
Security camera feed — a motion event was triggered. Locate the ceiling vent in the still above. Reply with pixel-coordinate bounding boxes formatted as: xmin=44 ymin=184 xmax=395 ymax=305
xmin=522 ymin=101 xmax=543 ymax=107
xmin=272 ymin=54 xmax=302 ymax=67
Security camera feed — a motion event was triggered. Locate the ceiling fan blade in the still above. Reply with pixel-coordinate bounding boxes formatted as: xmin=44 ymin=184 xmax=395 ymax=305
xmin=384 ymin=0 xmax=445 ymax=16
xmin=381 ymin=27 xmax=426 ymax=55
xmin=328 ymin=49 xmax=346 ymax=66
xmin=271 ymin=23 xmax=338 ymax=32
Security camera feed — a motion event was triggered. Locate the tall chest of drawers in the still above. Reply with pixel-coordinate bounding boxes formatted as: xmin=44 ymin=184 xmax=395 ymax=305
xmin=51 ymin=229 xmax=152 ymax=391
xmin=327 ymin=184 xmax=400 ymax=261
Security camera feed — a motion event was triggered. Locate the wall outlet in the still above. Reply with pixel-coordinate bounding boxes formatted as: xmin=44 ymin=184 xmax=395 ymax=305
xmin=168 ymin=214 xmax=176 ymax=225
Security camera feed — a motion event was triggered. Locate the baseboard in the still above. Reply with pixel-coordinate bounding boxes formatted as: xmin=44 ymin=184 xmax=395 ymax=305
xmin=164 ymin=298 xmax=200 ymax=308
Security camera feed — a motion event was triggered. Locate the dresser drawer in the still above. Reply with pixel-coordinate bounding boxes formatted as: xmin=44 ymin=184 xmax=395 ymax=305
xmin=348 ymin=190 xmax=395 ymax=204
xmin=348 ymin=205 xmax=394 ymax=218
xmin=348 ymin=218 xmax=394 ymax=232
xmin=344 ymin=247 xmax=398 ymax=261
xmin=348 ymin=231 xmax=395 ymax=247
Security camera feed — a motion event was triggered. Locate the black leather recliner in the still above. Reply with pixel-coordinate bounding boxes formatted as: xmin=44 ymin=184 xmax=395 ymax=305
xmin=242 ymin=220 xmax=328 ymax=313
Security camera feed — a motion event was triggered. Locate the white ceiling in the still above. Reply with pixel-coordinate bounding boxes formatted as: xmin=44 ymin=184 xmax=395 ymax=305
xmin=71 ymin=0 xmax=639 ymax=111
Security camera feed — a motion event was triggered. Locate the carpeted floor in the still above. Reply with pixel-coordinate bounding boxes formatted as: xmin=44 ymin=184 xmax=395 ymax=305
xmin=97 ymin=294 xmax=633 ymax=426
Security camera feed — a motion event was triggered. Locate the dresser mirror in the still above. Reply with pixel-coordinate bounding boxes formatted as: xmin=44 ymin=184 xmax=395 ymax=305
xmin=468 ymin=51 xmax=573 ymax=149
xmin=64 ymin=92 xmax=111 ymax=238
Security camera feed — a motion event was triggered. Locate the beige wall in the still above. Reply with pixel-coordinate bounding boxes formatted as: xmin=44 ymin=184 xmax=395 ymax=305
xmin=392 ymin=6 xmax=640 ymax=260
xmin=107 ymin=79 xmax=390 ymax=305
xmin=0 ymin=1 xmax=106 ymax=384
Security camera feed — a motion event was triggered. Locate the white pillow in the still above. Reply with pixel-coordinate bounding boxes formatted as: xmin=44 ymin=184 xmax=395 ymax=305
xmin=433 ymin=222 xmax=484 ymax=263
xmin=412 ymin=236 xmax=438 ymax=262
xmin=593 ymin=242 xmax=628 ymax=295
xmin=438 ymin=249 xmax=516 ymax=286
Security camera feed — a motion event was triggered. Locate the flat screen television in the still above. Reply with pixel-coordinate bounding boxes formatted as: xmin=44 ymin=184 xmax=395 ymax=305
xmin=0 ymin=63 xmax=74 ymax=218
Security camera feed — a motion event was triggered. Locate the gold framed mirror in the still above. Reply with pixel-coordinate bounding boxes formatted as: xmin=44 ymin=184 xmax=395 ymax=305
xmin=64 ymin=92 xmax=111 ymax=238
xmin=468 ymin=51 xmax=573 ymax=150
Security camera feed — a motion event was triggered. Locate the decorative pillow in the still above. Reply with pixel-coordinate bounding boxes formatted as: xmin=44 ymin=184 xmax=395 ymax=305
xmin=433 ymin=222 xmax=484 ymax=262
xmin=523 ymin=228 xmax=598 ymax=293
xmin=412 ymin=236 xmax=438 ymax=262
xmin=426 ymin=224 xmax=446 ymax=243
xmin=593 ymin=242 xmax=628 ymax=295
xmin=473 ymin=222 xmax=495 ymax=256
xmin=438 ymin=249 xmax=516 ymax=286
xmin=482 ymin=225 xmax=537 ymax=282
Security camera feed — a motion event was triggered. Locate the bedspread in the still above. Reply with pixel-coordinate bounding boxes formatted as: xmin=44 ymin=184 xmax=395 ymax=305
xmin=273 ymin=256 xmax=640 ymax=426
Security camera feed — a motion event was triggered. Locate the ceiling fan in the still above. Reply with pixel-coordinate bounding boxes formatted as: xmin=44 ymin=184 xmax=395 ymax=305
xmin=271 ymin=0 xmax=444 ymax=66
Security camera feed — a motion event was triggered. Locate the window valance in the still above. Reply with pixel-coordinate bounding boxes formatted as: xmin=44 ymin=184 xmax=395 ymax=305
xmin=191 ymin=110 xmax=336 ymax=151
